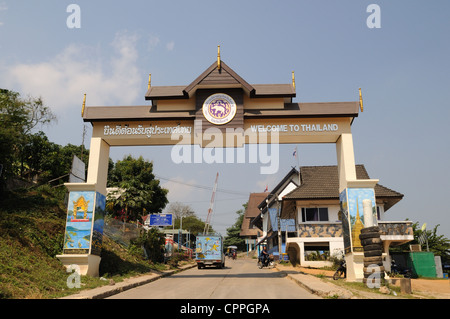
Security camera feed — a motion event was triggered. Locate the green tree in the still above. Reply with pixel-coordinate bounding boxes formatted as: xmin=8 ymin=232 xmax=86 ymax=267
xmin=223 ymin=205 xmax=247 ymax=251
xmin=0 ymin=89 xmax=55 ymax=192
xmin=172 ymin=215 xmax=213 ymax=236
xmin=107 ymin=155 xmax=168 ymax=222
xmin=45 ymin=143 xmax=88 ymax=184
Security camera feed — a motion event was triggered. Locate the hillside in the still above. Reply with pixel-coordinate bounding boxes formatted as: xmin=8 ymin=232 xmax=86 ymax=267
xmin=0 ymin=186 xmax=166 ymax=299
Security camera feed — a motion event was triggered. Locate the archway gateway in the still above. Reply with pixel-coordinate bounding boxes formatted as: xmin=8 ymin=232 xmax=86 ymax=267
xmin=57 ymin=50 xmax=378 ymax=281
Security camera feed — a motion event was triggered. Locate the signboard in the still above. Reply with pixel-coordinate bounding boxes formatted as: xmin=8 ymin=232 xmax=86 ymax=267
xmin=149 ymin=214 xmax=173 ymax=226
xmin=93 ymin=117 xmax=352 ymax=147
xmin=69 ymin=155 xmax=86 ymax=183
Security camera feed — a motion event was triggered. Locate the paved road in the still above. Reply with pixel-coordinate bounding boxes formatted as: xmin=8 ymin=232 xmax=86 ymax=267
xmin=108 ymin=258 xmax=320 ymax=299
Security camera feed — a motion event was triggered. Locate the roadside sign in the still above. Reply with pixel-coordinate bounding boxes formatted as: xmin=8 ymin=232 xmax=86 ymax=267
xmin=69 ymin=155 xmax=85 ymax=183
xmin=149 ymin=214 xmax=173 ymax=226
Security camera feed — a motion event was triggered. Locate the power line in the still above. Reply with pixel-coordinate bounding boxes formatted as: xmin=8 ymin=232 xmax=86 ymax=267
xmin=155 ymin=174 xmax=248 ymax=196
xmin=180 ymin=196 xmax=249 ymax=204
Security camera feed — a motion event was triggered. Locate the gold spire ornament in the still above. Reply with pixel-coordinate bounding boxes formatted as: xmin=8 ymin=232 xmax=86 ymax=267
xmin=359 ymin=88 xmax=363 ymax=112
xmin=148 ymin=74 xmax=152 ymax=90
xmin=217 ymin=45 xmax=221 ymax=70
xmin=81 ymin=93 xmax=86 ymax=117
xmin=292 ymin=71 xmax=296 ymax=90
xmin=351 ymin=200 xmax=364 ymax=251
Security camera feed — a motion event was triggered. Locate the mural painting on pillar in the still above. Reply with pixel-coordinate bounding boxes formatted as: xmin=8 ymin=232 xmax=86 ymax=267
xmin=91 ymin=192 xmax=106 ymax=256
xmin=62 ymin=191 xmax=105 ymax=255
xmin=339 ymin=188 xmax=376 ymax=253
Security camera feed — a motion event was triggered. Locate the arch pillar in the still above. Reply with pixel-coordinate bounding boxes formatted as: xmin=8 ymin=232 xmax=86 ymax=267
xmin=57 ymin=137 xmax=110 ymax=277
xmin=336 ymin=132 xmax=379 ymax=282
xmin=336 ymin=133 xmax=357 ymax=192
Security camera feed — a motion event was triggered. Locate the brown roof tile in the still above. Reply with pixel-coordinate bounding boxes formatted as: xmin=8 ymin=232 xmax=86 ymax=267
xmin=283 ymin=165 xmax=403 ymax=200
xmin=240 ymin=192 xmax=268 ymax=237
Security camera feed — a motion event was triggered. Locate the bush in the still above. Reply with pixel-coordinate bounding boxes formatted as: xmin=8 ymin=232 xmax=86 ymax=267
xmin=167 ymin=252 xmax=189 ymax=268
xmin=128 ymin=228 xmax=165 ymax=263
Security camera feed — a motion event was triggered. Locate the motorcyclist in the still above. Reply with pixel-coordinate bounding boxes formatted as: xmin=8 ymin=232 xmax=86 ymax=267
xmin=259 ymin=246 xmax=269 ymax=266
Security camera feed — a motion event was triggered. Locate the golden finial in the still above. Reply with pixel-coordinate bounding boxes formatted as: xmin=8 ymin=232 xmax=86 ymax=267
xmin=148 ymin=74 xmax=152 ymax=90
xmin=292 ymin=71 xmax=296 ymax=90
xmin=359 ymin=88 xmax=363 ymax=112
xmin=81 ymin=93 xmax=86 ymax=117
xmin=217 ymin=45 xmax=221 ymax=70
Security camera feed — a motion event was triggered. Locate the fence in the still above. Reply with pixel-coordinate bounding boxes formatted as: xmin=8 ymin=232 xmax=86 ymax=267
xmin=103 ymin=217 xmax=142 ymax=248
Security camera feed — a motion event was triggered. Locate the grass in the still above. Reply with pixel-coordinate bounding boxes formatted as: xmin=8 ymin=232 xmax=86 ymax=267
xmin=0 ymin=187 xmax=173 ymax=299
xmin=324 ymin=277 xmax=408 ymax=298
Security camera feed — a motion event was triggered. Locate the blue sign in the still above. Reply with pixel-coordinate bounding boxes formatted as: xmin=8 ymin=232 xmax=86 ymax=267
xmin=149 ymin=214 xmax=173 ymax=226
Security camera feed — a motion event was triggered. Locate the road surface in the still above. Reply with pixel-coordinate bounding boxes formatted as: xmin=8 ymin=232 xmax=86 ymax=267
xmin=107 ymin=258 xmax=320 ymax=299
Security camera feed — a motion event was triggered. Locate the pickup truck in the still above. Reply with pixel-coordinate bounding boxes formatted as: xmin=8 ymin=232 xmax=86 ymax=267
xmin=195 ymin=235 xmax=225 ymax=269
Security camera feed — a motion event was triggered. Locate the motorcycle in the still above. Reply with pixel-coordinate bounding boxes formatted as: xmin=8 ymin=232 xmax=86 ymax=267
xmin=389 ymin=259 xmax=412 ymax=278
xmin=258 ymin=254 xmax=274 ymax=269
xmin=333 ymin=257 xmax=346 ymax=280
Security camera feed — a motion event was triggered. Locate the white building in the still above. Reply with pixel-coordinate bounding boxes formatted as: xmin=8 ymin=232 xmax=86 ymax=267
xmin=249 ymin=165 xmax=413 ymax=269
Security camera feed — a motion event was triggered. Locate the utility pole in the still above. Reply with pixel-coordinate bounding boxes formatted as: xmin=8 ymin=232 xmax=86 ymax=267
xmin=81 ymin=124 xmax=87 ymax=161
xmin=204 ymin=172 xmax=219 ymax=235
xmin=277 ymin=198 xmax=282 ymax=259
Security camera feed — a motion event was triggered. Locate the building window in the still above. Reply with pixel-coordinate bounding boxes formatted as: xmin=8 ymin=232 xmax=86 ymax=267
xmin=301 ymin=208 xmax=329 ymax=222
xmin=304 ymin=242 xmax=330 ymax=261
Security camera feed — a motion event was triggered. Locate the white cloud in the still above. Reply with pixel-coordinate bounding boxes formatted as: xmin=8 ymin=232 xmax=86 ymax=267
xmin=148 ymin=34 xmax=160 ymax=51
xmin=0 ymin=1 xmax=7 ymax=26
xmin=166 ymin=41 xmax=175 ymax=51
xmin=3 ymin=31 xmax=141 ymax=112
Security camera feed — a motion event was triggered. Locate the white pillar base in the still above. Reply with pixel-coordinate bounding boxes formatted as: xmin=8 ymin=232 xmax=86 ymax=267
xmin=345 ymin=252 xmax=364 ymax=282
xmin=57 ymin=254 xmax=101 ymax=277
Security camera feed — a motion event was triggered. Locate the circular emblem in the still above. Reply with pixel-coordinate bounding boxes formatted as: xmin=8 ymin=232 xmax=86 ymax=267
xmin=202 ymin=93 xmax=237 ymax=125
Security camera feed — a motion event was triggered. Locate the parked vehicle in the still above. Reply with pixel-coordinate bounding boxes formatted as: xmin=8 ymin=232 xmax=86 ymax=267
xmin=226 ymin=246 xmax=237 ymax=259
xmin=333 ymin=257 xmax=346 ymax=280
xmin=195 ymin=235 xmax=225 ymax=269
xmin=257 ymin=254 xmax=274 ymax=269
xmin=389 ymin=259 xmax=412 ymax=278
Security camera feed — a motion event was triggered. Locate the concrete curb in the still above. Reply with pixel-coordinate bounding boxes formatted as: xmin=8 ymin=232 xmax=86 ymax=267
xmin=274 ymin=266 xmax=354 ymax=299
xmin=59 ymin=263 xmax=197 ymax=299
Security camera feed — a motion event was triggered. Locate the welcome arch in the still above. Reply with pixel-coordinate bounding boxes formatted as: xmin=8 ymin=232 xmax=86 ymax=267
xmin=57 ymin=50 xmax=378 ymax=281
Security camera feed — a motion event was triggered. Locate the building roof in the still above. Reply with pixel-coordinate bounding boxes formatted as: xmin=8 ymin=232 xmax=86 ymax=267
xmin=83 ymin=59 xmax=360 ymax=122
xmin=257 ymin=167 xmax=299 ymax=211
xmin=145 ymin=60 xmax=295 ymax=101
xmin=281 ymin=165 xmax=404 ymax=217
xmin=284 ymin=165 xmax=403 ymax=200
xmin=239 ymin=192 xmax=268 ymax=237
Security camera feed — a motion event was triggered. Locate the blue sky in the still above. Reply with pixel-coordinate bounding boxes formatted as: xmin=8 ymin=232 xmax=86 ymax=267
xmin=1 ymin=1 xmax=449 ymax=238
